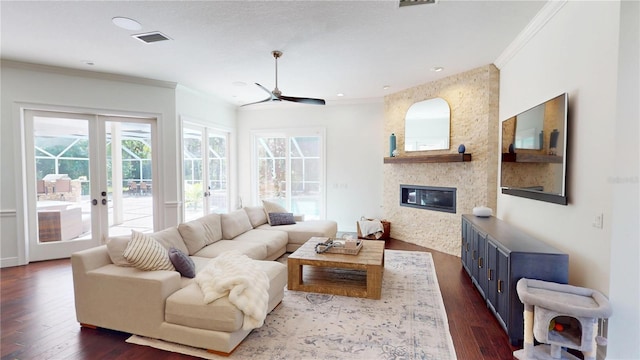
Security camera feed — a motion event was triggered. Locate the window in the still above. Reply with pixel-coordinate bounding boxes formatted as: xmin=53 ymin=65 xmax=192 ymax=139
xmin=183 ymin=123 xmax=229 ymax=221
xmin=253 ymin=129 xmax=325 ymax=219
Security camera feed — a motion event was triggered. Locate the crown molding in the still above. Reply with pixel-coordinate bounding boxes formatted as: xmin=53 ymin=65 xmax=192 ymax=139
xmin=494 ymin=0 xmax=568 ymax=69
xmin=1 ymin=59 xmax=177 ymax=89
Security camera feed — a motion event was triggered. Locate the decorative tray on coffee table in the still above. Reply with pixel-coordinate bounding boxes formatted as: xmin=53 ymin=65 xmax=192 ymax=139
xmin=314 ymin=238 xmax=363 ymax=255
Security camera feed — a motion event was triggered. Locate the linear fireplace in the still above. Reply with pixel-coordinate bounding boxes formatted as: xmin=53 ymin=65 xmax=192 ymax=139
xmin=400 ymin=185 xmax=456 ymax=213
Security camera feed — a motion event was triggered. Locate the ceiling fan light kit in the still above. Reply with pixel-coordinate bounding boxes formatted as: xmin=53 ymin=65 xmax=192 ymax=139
xmin=242 ymin=50 xmax=326 ymax=107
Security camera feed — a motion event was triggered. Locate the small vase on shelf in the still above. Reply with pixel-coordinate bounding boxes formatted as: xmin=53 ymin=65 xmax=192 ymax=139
xmin=390 ymin=133 xmax=396 ymax=157
xmin=458 ymin=144 xmax=466 ymax=154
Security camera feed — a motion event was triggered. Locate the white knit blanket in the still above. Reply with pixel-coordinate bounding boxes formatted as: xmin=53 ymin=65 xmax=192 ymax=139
xmin=194 ymin=251 xmax=270 ymax=330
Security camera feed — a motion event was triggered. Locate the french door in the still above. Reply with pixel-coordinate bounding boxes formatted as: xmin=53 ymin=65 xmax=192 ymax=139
xmin=253 ymin=128 xmax=325 ymax=220
xmin=182 ymin=123 xmax=229 ymax=222
xmin=24 ymin=110 xmax=156 ymax=261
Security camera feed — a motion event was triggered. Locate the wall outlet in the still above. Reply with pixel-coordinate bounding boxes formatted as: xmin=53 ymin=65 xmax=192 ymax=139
xmin=592 ymin=213 xmax=604 ymax=229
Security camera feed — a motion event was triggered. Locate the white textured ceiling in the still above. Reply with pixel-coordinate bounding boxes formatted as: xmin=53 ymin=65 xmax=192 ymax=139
xmin=1 ymin=1 xmax=545 ymax=106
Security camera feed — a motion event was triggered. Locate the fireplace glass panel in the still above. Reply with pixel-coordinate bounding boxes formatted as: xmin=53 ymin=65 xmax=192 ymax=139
xmin=400 ymin=185 xmax=456 ymax=213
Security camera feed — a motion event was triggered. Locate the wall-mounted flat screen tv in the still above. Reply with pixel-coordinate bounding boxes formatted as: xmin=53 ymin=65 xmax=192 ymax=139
xmin=500 ymin=93 xmax=568 ymax=205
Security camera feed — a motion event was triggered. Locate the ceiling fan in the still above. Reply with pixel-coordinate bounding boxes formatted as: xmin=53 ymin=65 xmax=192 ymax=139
xmin=242 ymin=50 xmax=326 ymax=106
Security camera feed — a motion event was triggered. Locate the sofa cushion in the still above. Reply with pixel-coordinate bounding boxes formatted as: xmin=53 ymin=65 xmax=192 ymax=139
xmin=151 ymin=227 xmax=189 ymax=255
xmin=165 ymin=283 xmax=244 ymax=332
xmin=106 ymin=235 xmax=133 ymax=267
xmin=243 ymin=206 xmax=268 ymax=227
xmin=177 ymin=213 xmax=223 ymax=255
xmin=268 ymin=212 xmax=296 ymax=226
xmin=220 ymin=209 xmax=253 ymax=239
xmin=232 ymin=229 xmax=288 ymax=260
xmin=123 ymin=230 xmax=175 ymax=271
xmin=169 ymin=247 xmax=196 ymax=278
xmin=193 ymin=240 xmax=268 ymax=260
xmin=262 ymin=200 xmax=287 ymax=225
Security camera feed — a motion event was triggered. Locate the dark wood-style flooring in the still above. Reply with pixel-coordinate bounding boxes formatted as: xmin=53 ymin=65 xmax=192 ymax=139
xmin=1 ymin=239 xmax=518 ymax=359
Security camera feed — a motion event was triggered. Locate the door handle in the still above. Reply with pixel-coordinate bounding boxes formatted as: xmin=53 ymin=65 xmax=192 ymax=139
xmin=92 ymin=199 xmax=98 ymax=206
xmin=102 ymin=199 xmax=107 ymax=205
xmin=498 ymin=280 xmax=504 ymax=293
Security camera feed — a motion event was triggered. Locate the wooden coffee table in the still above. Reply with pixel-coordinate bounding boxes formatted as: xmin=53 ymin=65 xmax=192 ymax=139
xmin=287 ymin=237 xmax=385 ymax=299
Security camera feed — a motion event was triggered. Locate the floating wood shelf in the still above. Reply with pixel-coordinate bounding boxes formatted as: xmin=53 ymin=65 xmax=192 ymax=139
xmin=383 ymin=153 xmax=471 ymax=164
xmin=501 ymin=153 xmax=563 ymax=164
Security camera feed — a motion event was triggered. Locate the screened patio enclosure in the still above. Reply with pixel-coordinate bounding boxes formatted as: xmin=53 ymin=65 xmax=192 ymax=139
xmin=33 ymin=118 xmax=154 ymax=245
xmin=256 ymin=134 xmax=323 ymax=220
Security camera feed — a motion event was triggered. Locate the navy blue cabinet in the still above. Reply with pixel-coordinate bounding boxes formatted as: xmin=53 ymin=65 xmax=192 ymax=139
xmin=461 ymin=215 xmax=569 ymax=345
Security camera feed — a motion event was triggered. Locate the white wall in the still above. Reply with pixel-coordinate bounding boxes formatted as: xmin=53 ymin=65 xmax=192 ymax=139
xmin=498 ymin=0 xmax=619 ymax=293
xmin=237 ymin=100 xmax=384 ymax=232
xmin=607 ymin=0 xmax=639 ymax=358
xmin=498 ymin=1 xmax=638 ymax=358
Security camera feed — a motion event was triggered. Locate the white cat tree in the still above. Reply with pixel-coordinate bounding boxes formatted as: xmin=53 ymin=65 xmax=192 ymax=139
xmin=513 ymin=278 xmax=612 ymax=360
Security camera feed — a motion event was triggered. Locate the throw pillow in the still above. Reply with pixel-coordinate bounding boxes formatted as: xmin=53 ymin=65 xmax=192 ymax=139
xmin=268 ymin=212 xmax=296 ymax=226
xmin=123 ymin=230 xmax=175 ymax=271
xmin=168 ymin=247 xmax=196 ymax=278
xmin=262 ymin=200 xmax=287 ymax=225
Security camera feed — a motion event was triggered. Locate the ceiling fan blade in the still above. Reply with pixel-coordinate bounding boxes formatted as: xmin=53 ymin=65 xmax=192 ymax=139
xmin=241 ymin=83 xmax=280 ymax=107
xmin=254 ymin=83 xmax=277 ymax=100
xmin=240 ymin=96 xmax=274 ymax=107
xmin=278 ymin=94 xmax=326 ymax=105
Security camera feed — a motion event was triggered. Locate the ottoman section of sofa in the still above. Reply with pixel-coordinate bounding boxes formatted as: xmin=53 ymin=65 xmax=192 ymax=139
xmin=164 ymin=260 xmax=287 ymax=332
xmin=258 ymin=220 xmax=337 ymax=252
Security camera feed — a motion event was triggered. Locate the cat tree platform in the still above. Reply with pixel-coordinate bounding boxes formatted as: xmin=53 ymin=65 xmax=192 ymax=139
xmin=513 ymin=278 xmax=612 ymax=360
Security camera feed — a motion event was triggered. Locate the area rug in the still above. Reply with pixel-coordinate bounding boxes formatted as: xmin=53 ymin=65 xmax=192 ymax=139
xmin=127 ymin=250 xmax=457 ymax=359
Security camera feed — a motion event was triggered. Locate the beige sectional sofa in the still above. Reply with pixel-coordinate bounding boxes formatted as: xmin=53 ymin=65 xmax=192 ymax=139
xmin=71 ymin=205 xmax=337 ymax=354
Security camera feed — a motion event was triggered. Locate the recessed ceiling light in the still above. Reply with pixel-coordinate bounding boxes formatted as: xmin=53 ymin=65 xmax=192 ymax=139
xmin=431 ymin=66 xmax=444 ymax=72
xmin=112 ymin=17 xmax=142 ymax=31
xmin=337 ymin=93 xmax=345 ymax=97
xmin=383 ymin=85 xmax=391 ymax=90
xmin=232 ymin=81 xmax=247 ymax=87
xmin=82 ymin=60 xmax=95 ymax=66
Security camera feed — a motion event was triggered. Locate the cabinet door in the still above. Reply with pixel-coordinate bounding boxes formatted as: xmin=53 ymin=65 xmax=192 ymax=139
xmin=495 ymin=247 xmax=510 ymax=328
xmin=469 ymin=225 xmax=487 ymax=296
xmin=461 ymin=218 xmax=470 ymax=274
xmin=486 ymin=239 xmax=498 ymax=307
xmin=475 ymin=230 xmax=488 ymax=297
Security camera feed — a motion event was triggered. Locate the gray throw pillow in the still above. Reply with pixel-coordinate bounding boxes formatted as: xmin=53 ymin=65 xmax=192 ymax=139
xmin=262 ymin=200 xmax=288 ymax=225
xmin=268 ymin=212 xmax=296 ymax=226
xmin=168 ymin=247 xmax=196 ymax=278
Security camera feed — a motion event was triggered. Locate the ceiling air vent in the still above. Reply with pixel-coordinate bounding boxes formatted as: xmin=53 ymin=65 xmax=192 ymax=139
xmin=399 ymin=0 xmax=436 ymax=7
xmin=132 ymin=31 xmax=172 ymax=44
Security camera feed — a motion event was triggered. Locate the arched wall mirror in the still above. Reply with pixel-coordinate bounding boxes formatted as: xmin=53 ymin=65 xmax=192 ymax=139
xmin=404 ymin=97 xmax=450 ymax=151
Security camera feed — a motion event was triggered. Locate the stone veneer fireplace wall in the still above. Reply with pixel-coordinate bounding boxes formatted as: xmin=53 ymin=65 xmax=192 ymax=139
xmin=383 ymin=64 xmax=500 ymax=256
